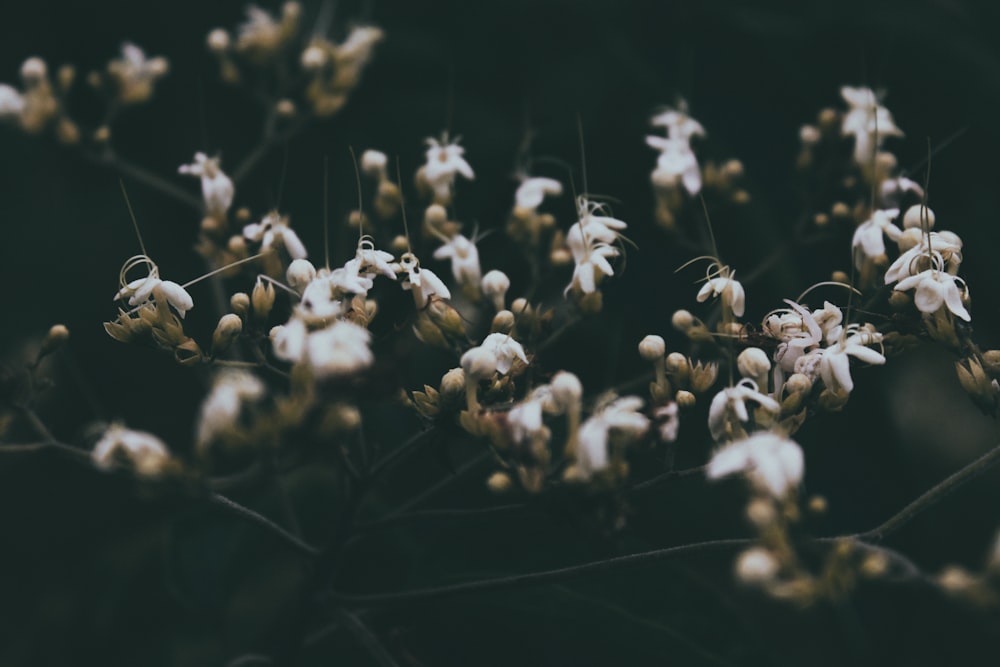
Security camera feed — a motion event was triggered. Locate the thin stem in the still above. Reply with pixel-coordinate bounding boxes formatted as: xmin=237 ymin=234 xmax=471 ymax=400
xmin=0 ymin=440 xmax=89 ymax=460
xmin=631 ymin=464 xmax=707 ymax=493
xmin=327 ymin=537 xmax=752 ymax=608
xmin=88 ymin=148 xmax=203 ymax=211
xmin=16 ymin=405 xmax=58 ymax=443
xmin=855 ymin=441 xmax=1000 ymax=542
xmin=365 ymin=427 xmax=433 ymax=480
xmin=207 ymin=492 xmax=320 ymax=557
xmin=355 ymin=503 xmax=527 ymax=533
xmin=370 ymin=450 xmax=492 ymax=520
xmin=335 ymin=609 xmax=400 ymax=667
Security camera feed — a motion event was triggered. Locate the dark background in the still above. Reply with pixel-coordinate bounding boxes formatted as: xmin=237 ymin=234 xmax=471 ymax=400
xmin=2 ymin=0 xmax=1000 ymax=665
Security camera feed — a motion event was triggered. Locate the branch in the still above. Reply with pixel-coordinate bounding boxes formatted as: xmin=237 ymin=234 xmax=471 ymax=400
xmin=87 ymin=148 xmax=204 ymax=211
xmin=207 ymin=492 xmax=321 ymax=557
xmin=335 ymin=609 xmax=400 ymax=667
xmin=326 ymin=537 xmax=752 ymax=608
xmin=855 ymin=441 xmax=1000 ymax=543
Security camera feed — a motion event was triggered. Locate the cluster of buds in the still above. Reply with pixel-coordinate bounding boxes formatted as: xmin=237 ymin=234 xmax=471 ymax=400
xmin=360 ymin=149 xmax=401 ymax=220
xmin=0 ymin=57 xmax=74 ymax=141
xmin=96 ymin=43 xmax=169 ymax=106
xmin=208 ymin=2 xmax=302 ymax=74
xmin=301 ymin=26 xmax=384 ymax=116
xmin=507 ymin=176 xmax=563 ymax=248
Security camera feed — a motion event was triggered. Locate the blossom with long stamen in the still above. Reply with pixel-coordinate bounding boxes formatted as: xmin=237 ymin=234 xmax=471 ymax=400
xmin=179 ymin=152 xmax=234 ymax=216
xmin=114 ymin=254 xmax=193 ymax=318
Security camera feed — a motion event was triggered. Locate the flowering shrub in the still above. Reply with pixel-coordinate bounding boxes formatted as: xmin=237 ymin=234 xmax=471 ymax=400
xmin=3 ymin=2 xmax=1000 ymax=665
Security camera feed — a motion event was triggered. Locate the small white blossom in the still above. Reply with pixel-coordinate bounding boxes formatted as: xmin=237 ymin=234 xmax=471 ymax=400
xmin=398 ymin=252 xmax=451 ymax=308
xmin=840 ymin=86 xmax=903 ymax=165
xmin=707 ymin=431 xmax=804 ymax=498
xmin=736 ymin=547 xmax=781 ymax=585
xmin=306 ymin=321 xmax=373 ymax=378
xmin=243 ymin=211 xmax=307 ymax=260
xmin=421 ymin=134 xmax=474 ymax=202
xmin=894 ymin=270 xmax=971 ymax=322
xmin=92 ymin=423 xmax=172 ymax=477
xmin=360 ymin=149 xmax=388 ymax=179
xmin=179 ymin=152 xmax=234 ymax=216
xmin=0 ymin=83 xmax=25 ymax=118
xmin=646 ymin=135 xmax=701 ymax=195
xmin=514 ymin=177 xmax=562 ymax=211
xmin=479 ymin=332 xmax=528 ymax=375
xmin=696 ymin=265 xmax=745 ymax=317
xmin=107 ymin=42 xmax=169 ymax=104
xmin=196 ymin=371 xmax=265 ymax=449
xmin=270 ymin=318 xmax=308 ymax=362
xmin=884 ymin=232 xmax=963 ymax=283
xmin=819 ymin=327 xmax=886 ymax=394
xmin=114 ymin=255 xmax=193 ymax=318
xmin=707 ymin=379 xmax=781 ymax=442
xmin=433 ymin=234 xmax=481 ymax=287
xmin=852 ymin=208 xmax=901 ymax=269
xmin=650 ymin=105 xmax=705 ymax=141
xmin=576 ymin=396 xmax=649 ymax=479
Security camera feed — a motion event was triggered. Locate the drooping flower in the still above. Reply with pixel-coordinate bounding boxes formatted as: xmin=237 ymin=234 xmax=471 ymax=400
xmin=114 ymin=255 xmax=193 ymax=318
xmin=646 ymin=135 xmax=702 ymax=195
xmin=196 ymin=371 xmax=265 ymax=450
xmin=894 ymin=270 xmax=971 ymax=322
xmin=514 ymin=177 xmax=562 ymax=211
xmin=575 ymin=396 xmax=649 ymax=479
xmin=433 ymin=233 xmax=482 ymax=287
xmin=479 ymin=332 xmax=528 ymax=375
xmin=840 ymin=86 xmax=903 ymax=165
xmin=243 ymin=211 xmax=307 ymax=260
xmin=398 ymin=252 xmax=451 ymax=308
xmin=696 ymin=265 xmax=746 ymax=317
xmin=819 ymin=326 xmax=886 ymax=394
xmin=707 ymin=431 xmax=804 ymax=498
xmin=179 ymin=152 xmax=234 ymax=216
xmin=92 ymin=423 xmax=172 ymax=477
xmin=707 ymin=379 xmax=781 ymax=442
xmin=852 ymin=208 xmax=901 ymax=269
xmin=420 ymin=134 xmax=474 ymax=203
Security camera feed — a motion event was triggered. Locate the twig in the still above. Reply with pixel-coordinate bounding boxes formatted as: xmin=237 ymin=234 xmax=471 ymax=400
xmin=87 ymin=148 xmax=203 ymax=211
xmin=855 ymin=441 xmax=1000 ymax=542
xmin=207 ymin=492 xmax=320 ymax=557
xmin=335 ymin=608 xmax=400 ymax=667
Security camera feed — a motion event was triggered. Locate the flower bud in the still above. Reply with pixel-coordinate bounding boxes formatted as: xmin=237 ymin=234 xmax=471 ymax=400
xmin=211 ymin=314 xmax=243 ymax=354
xmin=896 ymin=227 xmax=923 ymax=252
xmin=21 ymin=57 xmax=47 ymax=83
xmin=903 ymin=204 xmax=935 ymax=230
xmin=638 ymin=335 xmax=665 ymax=361
xmin=481 ymin=270 xmax=510 ymax=311
xmin=440 ymin=367 xmax=466 ymax=396
xmin=735 ymin=547 xmax=779 ymax=585
xmin=286 ymin=258 xmax=316 ymax=291
xmin=550 ymin=371 xmax=583 ymax=408
xmin=38 ymin=324 xmax=70 ymax=359
xmin=207 ymin=29 xmax=230 ymax=53
xmin=689 ymin=360 xmax=719 ymax=393
xmin=737 ymin=347 xmax=771 ymax=385
xmin=487 ymin=471 xmax=513 ymax=493
xmin=230 ymin=292 xmax=250 ymax=318
xmin=461 ymin=347 xmax=497 ymax=380
xmin=252 ymin=278 xmax=276 ymax=320
xmin=491 ymin=310 xmax=515 ymax=334
xmin=675 ymin=389 xmax=696 ymax=408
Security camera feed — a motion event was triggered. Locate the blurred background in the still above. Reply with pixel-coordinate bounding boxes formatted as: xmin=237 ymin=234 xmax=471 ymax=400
xmin=1 ymin=0 xmax=1000 ymax=665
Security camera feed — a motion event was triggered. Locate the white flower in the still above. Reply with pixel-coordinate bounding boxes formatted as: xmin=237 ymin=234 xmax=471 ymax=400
xmin=479 ymin=332 xmax=528 ymax=375
xmin=696 ymin=266 xmax=745 ymax=317
xmin=270 ymin=318 xmax=308 ymax=362
xmin=107 ymin=42 xmax=169 ymax=104
xmin=0 ymin=83 xmax=25 ymax=118
xmin=335 ymin=26 xmax=384 ymax=63
xmin=422 ymin=134 xmax=474 ymax=202
xmin=646 ymin=135 xmax=701 ymax=195
xmin=576 ymin=396 xmax=649 ymax=479
xmin=819 ymin=327 xmax=886 ymax=394
xmin=650 ymin=105 xmax=705 ymax=141
xmin=707 ymin=379 xmax=781 ymax=442
xmin=114 ymin=255 xmax=193 ymax=318
xmin=243 ymin=211 xmax=307 ymax=260
xmin=514 ymin=177 xmax=562 ymax=211
xmin=433 ymin=234 xmax=481 ymax=287
xmin=507 ymin=389 xmax=551 ymax=445
xmin=297 ymin=271 xmax=349 ymax=320
xmin=398 ymin=252 xmax=451 ymax=308
xmin=654 ymin=402 xmax=680 ymax=442
xmin=880 ymin=176 xmax=924 ymax=209
xmin=884 ymin=232 xmax=963 ymax=283
xmin=567 ymin=243 xmax=618 ymax=295
xmin=306 ymin=321 xmax=373 ymax=378
xmin=351 ymin=237 xmax=397 ymax=281
xmin=840 ymin=86 xmax=903 ymax=165
xmin=92 ymin=423 xmax=172 ymax=477
xmin=707 ymin=431 xmax=804 ymax=498
xmin=196 ymin=371 xmax=265 ymax=449
xmin=179 ymin=152 xmax=234 ymax=216
xmin=360 ymin=149 xmax=388 ymax=179
xmin=852 ymin=208 xmax=901 ymax=269
xmin=894 ymin=270 xmax=971 ymax=322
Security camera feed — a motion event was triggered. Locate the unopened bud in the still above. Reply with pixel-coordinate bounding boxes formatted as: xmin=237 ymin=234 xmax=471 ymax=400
xmin=737 ymin=347 xmax=771 ymax=386
xmin=689 ymin=360 xmax=719 ymax=393
xmin=461 ymin=347 xmax=497 ymax=379
xmin=903 ymin=204 xmax=935 ymax=230
xmin=487 ymin=471 xmax=513 ymax=493
xmin=638 ymin=335 xmax=666 ymax=361
xmin=207 ymin=29 xmax=230 ymax=53
xmin=230 ymin=292 xmax=250 ymax=317
xmin=735 ymin=547 xmax=779 ymax=585
xmin=286 ymin=258 xmax=316 ymax=291
xmin=211 ymin=314 xmax=243 ymax=354
xmin=252 ymin=278 xmax=276 ymax=320
xmin=481 ymin=270 xmax=510 ymax=311
xmin=675 ymin=389 xmax=696 ymax=408
xmin=440 ymin=367 xmax=466 ymax=396
xmin=38 ymin=324 xmax=70 ymax=359
xmin=491 ymin=310 xmax=515 ymax=334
